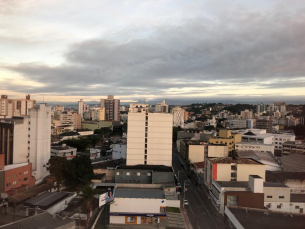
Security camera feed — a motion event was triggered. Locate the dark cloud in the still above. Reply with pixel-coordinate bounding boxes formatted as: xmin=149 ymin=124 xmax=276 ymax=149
xmin=3 ymin=4 xmax=305 ymax=99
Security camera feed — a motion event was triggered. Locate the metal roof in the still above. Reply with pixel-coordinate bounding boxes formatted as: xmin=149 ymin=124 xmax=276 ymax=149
xmin=115 ymin=187 xmax=165 ymax=199
xmin=24 ymin=192 xmax=69 ymax=210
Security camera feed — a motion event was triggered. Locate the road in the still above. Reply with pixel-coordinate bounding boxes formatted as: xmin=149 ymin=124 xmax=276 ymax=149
xmin=91 ymin=155 xmax=112 ymax=163
xmin=172 ymin=148 xmax=228 ymax=229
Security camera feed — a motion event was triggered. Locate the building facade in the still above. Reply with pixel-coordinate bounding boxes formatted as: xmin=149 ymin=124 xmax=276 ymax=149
xmin=100 ymin=95 xmax=120 ymax=121
xmin=0 ymin=94 xmax=36 ymax=119
xmin=172 ymin=107 xmax=185 ymax=128
xmin=78 ymin=99 xmax=83 ymax=119
xmin=127 ymin=104 xmax=173 ymax=166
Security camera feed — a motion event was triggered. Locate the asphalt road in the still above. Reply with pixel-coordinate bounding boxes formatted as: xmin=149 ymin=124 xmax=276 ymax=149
xmin=172 ymin=148 xmax=228 ymax=229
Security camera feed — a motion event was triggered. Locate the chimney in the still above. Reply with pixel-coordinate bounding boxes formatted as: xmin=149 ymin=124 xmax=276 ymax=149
xmin=248 ymin=175 xmax=263 ymax=193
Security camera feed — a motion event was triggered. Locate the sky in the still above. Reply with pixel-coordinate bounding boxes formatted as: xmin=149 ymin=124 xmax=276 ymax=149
xmin=1 ymin=0 xmax=305 ymax=103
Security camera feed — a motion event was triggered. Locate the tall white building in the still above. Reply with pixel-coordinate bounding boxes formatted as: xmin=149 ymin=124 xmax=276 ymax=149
xmin=240 ymin=110 xmax=253 ymax=119
xmin=0 ymin=104 xmax=51 ymax=183
xmin=78 ymin=99 xmax=84 ymax=118
xmin=127 ymin=103 xmax=173 ymax=166
xmin=100 ymin=95 xmax=120 ymax=121
xmin=155 ymin=100 xmax=168 ymax=113
xmin=172 ymin=107 xmax=185 ymax=128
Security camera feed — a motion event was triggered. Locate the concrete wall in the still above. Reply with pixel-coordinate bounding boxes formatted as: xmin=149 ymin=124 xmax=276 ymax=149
xmin=152 ymin=171 xmax=175 ymax=184
xmin=110 ymin=216 xmax=125 ymax=224
xmin=264 ymin=187 xmax=290 ymax=202
xmin=264 ymin=202 xmax=305 ymax=214
xmin=110 ymin=198 xmax=166 ymax=214
xmin=235 ymin=143 xmax=274 ymax=154
xmin=208 ymin=145 xmax=228 ymax=158
xmin=166 ymin=199 xmax=180 ymax=208
xmin=115 ymin=169 xmax=152 ymax=184
xmin=188 ymin=145 xmax=205 ymax=163
xmin=236 ymin=164 xmax=266 ymax=181
xmin=216 ymin=164 xmax=232 ymax=181
xmin=13 ymin=119 xmax=29 ymax=164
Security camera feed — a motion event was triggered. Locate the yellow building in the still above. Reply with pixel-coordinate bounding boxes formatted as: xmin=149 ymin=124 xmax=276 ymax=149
xmin=208 ymin=130 xmax=241 ymax=153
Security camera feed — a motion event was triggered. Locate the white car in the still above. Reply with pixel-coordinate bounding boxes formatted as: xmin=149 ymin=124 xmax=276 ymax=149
xmin=184 ymin=200 xmax=189 ymax=206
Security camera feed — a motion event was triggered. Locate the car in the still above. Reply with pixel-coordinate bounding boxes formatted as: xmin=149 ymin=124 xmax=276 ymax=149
xmin=184 ymin=200 xmax=189 ymax=206
xmin=176 ymin=183 xmax=182 ymax=189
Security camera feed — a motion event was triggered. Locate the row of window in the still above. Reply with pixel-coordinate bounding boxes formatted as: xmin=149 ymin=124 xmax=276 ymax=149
xmin=7 ymin=171 xmax=29 ymax=179
xmin=116 ymin=172 xmax=151 ymax=176
xmin=267 ymin=195 xmax=285 ymax=199
xmin=6 ymin=178 xmax=28 ymax=187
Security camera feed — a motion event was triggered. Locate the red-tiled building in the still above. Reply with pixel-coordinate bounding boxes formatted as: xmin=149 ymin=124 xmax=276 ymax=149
xmin=0 ymin=154 xmax=35 ymax=197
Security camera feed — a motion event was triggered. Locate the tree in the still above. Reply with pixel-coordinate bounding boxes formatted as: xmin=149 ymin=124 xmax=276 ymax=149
xmin=64 ymin=155 xmax=94 ymax=191
xmin=229 ymin=150 xmax=238 ymax=160
xmin=205 ymin=125 xmax=215 ymax=131
xmin=46 ymin=157 xmax=68 ymax=192
xmin=94 ymin=127 xmax=112 ymax=136
xmin=81 ymin=185 xmax=97 ymax=227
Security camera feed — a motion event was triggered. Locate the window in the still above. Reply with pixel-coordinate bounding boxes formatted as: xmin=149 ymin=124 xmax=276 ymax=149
xmin=144 ymin=155 xmax=147 ymax=160
xmin=6 ymin=183 xmax=11 ymax=187
xmin=279 ymin=196 xmax=284 ymax=199
xmin=24 ymin=177 xmax=28 ymax=181
xmin=137 ymin=173 xmax=140 ymax=176
xmin=13 ymin=174 xmax=17 ymax=178
xmin=267 ymin=196 xmax=272 ymax=198
xmin=116 ymin=172 xmax=120 ymax=175
xmin=295 ymin=206 xmax=299 ymax=209
xmin=7 ymin=176 xmax=10 ymax=180
xmin=147 ymin=173 xmax=151 ymax=176
xmin=231 ymin=173 xmax=236 ymax=177
xmin=126 ymin=216 xmax=136 ymax=224
xmin=28 ymin=147 xmax=30 ymax=150
xmin=145 ymin=144 xmax=147 ymax=148
xmin=28 ymin=135 xmax=30 ymax=138
xmin=231 ymin=165 xmax=237 ymax=170
xmin=277 ymin=204 xmax=281 ymax=209
xmin=13 ymin=181 xmax=17 ymax=185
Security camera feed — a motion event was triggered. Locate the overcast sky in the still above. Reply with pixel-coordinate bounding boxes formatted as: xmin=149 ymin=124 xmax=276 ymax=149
xmin=1 ymin=0 xmax=305 ymax=103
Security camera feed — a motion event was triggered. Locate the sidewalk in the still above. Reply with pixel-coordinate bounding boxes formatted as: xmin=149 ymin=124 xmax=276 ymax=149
xmin=180 ymin=208 xmax=193 ymax=229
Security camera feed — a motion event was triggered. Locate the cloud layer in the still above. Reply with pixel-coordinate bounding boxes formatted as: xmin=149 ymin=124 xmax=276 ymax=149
xmin=1 ymin=0 xmax=305 ymax=102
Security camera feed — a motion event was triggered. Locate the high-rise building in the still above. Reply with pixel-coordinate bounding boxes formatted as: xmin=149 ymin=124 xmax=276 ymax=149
xmin=0 ymin=104 xmax=51 ymax=182
xmin=240 ymin=110 xmax=253 ymax=119
xmin=0 ymin=94 xmax=36 ymax=118
xmin=256 ymin=119 xmax=273 ymax=133
xmin=155 ymin=100 xmax=168 ymax=113
xmin=256 ymin=104 xmax=266 ymax=114
xmin=78 ymin=99 xmax=84 ymax=118
xmin=126 ymin=103 xmax=173 ymax=166
xmin=172 ymin=107 xmax=185 ymax=128
xmin=60 ymin=111 xmax=81 ymax=129
xmin=100 ymin=95 xmax=120 ymax=121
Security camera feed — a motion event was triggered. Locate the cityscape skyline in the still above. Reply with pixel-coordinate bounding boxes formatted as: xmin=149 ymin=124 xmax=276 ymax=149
xmin=1 ymin=0 xmax=305 ymax=102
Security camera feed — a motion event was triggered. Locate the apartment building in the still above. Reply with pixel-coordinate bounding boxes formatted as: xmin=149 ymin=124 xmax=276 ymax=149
xmin=0 ymin=154 xmax=35 ymax=197
xmin=208 ymin=130 xmax=241 ymax=154
xmin=172 ymin=106 xmax=185 ymax=128
xmin=204 ymin=157 xmax=265 ymax=189
xmin=78 ymin=99 xmax=83 ymax=118
xmin=240 ymin=110 xmax=253 ymax=119
xmin=235 ymin=142 xmax=274 ymax=154
xmin=0 ymin=94 xmax=36 ymax=118
xmin=282 ymin=141 xmax=305 ymax=156
xmin=179 ymin=140 xmax=207 ymax=163
xmin=256 ymin=119 xmax=273 ymax=133
xmin=59 ymin=111 xmax=81 ymax=129
xmin=0 ymin=104 xmax=51 ymax=182
xmin=126 ymin=103 xmax=173 ymax=166
xmin=155 ymin=100 xmax=168 ymax=113
xmin=100 ymin=95 xmax=120 ymax=121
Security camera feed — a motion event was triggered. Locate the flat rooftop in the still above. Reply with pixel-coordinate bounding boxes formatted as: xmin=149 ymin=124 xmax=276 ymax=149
xmin=291 ymin=194 xmax=305 ymax=203
xmin=209 ymin=157 xmax=261 ymax=165
xmin=263 ymin=182 xmax=288 ymax=188
xmin=117 ymin=165 xmax=173 ymax=172
xmin=115 ymin=187 xmax=165 ymax=199
xmin=227 ymin=206 xmax=305 ymax=229
xmin=215 ymin=181 xmax=249 ymax=188
xmin=266 ymin=171 xmax=305 ymax=182
xmin=24 ymin=192 xmax=70 ymax=210
xmin=51 ymin=146 xmax=75 ymax=151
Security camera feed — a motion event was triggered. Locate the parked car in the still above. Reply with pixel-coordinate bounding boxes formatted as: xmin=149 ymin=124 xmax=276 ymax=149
xmin=176 ymin=183 xmax=182 ymax=189
xmin=184 ymin=200 xmax=189 ymax=206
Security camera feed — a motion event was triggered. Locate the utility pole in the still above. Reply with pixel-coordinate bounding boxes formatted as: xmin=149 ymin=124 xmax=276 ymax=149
xmin=183 ymin=180 xmax=190 ymax=208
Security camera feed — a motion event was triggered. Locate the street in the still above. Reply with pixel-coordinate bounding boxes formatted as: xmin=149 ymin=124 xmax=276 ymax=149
xmin=172 ymin=148 xmax=228 ymax=229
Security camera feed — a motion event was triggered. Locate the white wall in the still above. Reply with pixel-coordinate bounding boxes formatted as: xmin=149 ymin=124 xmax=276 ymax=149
xmin=188 ymin=145 xmax=205 ymax=163
xmin=13 ymin=119 xmax=29 ymax=164
xmin=237 ymin=164 xmax=266 ymax=181
xmin=110 ymin=216 xmax=125 ymax=224
xmin=235 ymin=143 xmax=274 ymax=154
xmin=208 ymin=145 xmax=229 ymax=158
xmin=264 ymin=202 xmax=305 ymax=214
xmin=110 ymin=198 xmax=166 ymax=214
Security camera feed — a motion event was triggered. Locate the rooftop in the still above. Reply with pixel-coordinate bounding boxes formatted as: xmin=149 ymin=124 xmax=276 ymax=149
xmin=266 ymin=171 xmax=305 ymax=182
xmin=194 ymin=162 xmax=205 ymax=168
xmin=283 ymin=141 xmax=305 ymax=146
xmin=59 ymin=132 xmax=80 ymax=136
xmin=92 ymin=173 xmax=106 ymax=180
xmin=263 ymin=182 xmax=288 ymax=188
xmin=291 ymin=194 xmax=305 ymax=203
xmin=92 ymin=159 xmax=126 ymax=169
xmin=0 ymin=212 xmax=74 ymax=229
xmin=117 ymin=164 xmax=173 ymax=172
xmin=51 ymin=145 xmax=75 ymax=151
xmin=209 ymin=157 xmax=261 ymax=165
xmin=215 ymin=181 xmax=249 ymax=188
xmin=227 ymin=206 xmax=305 ymax=229
xmin=115 ymin=187 xmax=165 ymax=199
xmin=237 ymin=150 xmax=280 ymax=167
xmin=281 ymin=154 xmax=305 ymax=172
xmin=24 ymin=192 xmax=71 ymax=210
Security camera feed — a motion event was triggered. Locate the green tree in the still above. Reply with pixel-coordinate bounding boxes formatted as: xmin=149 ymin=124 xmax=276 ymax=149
xmin=81 ymin=185 xmax=98 ymax=227
xmin=94 ymin=127 xmax=113 ymax=136
xmin=46 ymin=157 xmax=69 ymax=192
xmin=64 ymin=155 xmax=94 ymax=191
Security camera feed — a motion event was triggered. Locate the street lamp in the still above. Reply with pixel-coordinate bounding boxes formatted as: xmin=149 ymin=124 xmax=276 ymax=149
xmin=183 ymin=180 xmax=191 ymax=208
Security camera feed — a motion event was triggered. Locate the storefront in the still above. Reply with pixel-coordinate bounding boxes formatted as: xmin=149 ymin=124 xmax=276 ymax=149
xmin=110 ymin=212 xmax=167 ymax=225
